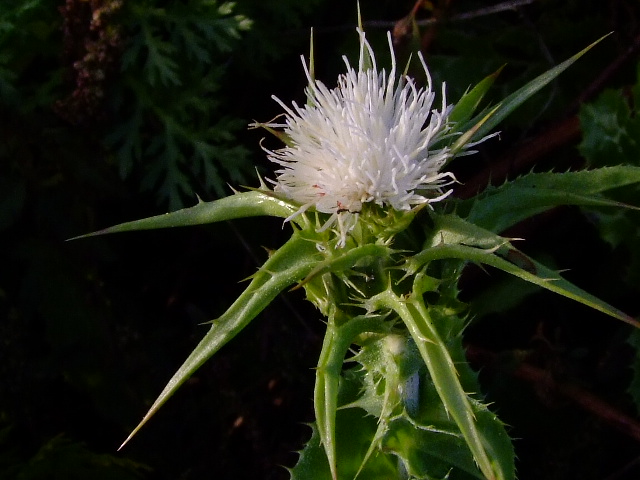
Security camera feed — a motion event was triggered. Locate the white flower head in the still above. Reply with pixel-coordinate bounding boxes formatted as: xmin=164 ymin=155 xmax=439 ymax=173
xmin=264 ymin=29 xmax=456 ymax=247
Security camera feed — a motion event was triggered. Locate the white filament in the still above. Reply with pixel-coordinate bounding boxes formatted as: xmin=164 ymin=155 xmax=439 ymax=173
xmin=264 ymin=29 xmax=456 ymax=246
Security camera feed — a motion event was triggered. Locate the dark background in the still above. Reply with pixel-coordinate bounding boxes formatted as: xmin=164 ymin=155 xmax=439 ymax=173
xmin=2 ymin=1 xmax=640 ymax=479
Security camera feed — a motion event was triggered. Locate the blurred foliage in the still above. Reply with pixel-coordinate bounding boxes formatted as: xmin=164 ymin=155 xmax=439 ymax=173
xmin=578 ymin=63 xmax=640 ymax=416
xmin=102 ymin=0 xmax=253 ymax=209
xmin=630 ymin=329 xmax=640 ymax=414
xmin=0 ymin=0 xmax=325 ymax=478
xmin=0 ymin=0 xmax=60 ymax=111
xmin=1 ymin=0 xmax=640 ymax=479
xmin=0 ymin=426 xmax=150 ymax=480
xmin=578 ymin=67 xmax=640 ymax=264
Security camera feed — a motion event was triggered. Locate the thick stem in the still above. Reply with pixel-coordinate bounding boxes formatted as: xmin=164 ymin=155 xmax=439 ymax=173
xmin=370 ymin=287 xmax=502 ymax=480
xmin=314 ymin=313 xmax=389 ymax=480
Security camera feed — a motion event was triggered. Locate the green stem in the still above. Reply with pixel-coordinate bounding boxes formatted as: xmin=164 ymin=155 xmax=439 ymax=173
xmin=370 ymin=285 xmax=501 ymax=480
xmin=315 ymin=314 xmax=388 ymax=480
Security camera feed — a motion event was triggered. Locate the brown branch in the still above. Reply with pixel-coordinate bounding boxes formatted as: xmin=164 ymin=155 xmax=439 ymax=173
xmin=466 ymin=345 xmax=640 ymax=443
xmin=514 ymin=362 xmax=640 ymax=442
xmin=364 ymin=0 xmax=536 ymax=30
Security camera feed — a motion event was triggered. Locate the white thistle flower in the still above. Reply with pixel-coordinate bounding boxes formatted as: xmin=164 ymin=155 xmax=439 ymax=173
xmin=264 ymin=29 xmax=457 ymax=247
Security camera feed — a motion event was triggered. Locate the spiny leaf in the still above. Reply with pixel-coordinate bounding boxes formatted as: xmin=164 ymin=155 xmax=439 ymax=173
xmin=413 ymin=213 xmax=639 ymax=327
xmin=314 ymin=315 xmax=389 ymax=480
xmin=295 ymin=243 xmax=392 ymax=290
xmin=411 ymin=242 xmax=639 ymax=329
xmin=459 ymin=166 xmax=640 ymax=233
xmin=68 ymin=190 xmax=299 ymax=240
xmin=368 ymin=286 xmax=513 ymax=480
xmin=495 ymin=247 xmax=640 ymax=329
xmin=290 ymin=409 xmax=397 ymax=480
xmin=449 ymin=65 xmax=504 ymax=127
xmin=450 ymin=104 xmax=500 ymax=156
xmin=501 ymin=166 xmax=640 ymax=193
xmin=468 ymin=33 xmax=611 ymax=144
xmin=578 ymin=86 xmax=640 ymax=284
xmin=579 ymin=88 xmax=640 ymax=168
xmin=384 ymin=416 xmax=488 ymax=480
xmin=421 ymin=212 xmax=512 ymax=254
xmin=119 ymin=232 xmax=320 ymax=449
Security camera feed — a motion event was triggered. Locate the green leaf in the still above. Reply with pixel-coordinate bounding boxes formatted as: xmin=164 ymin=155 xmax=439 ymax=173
xmin=112 ymin=0 xmax=253 ymax=208
xmin=412 ymin=242 xmax=639 ymax=329
xmin=468 ymin=34 xmax=611 ymax=144
xmin=68 ymin=190 xmax=299 ymax=240
xmin=297 ymin=242 xmax=394 ymax=479
xmin=349 ymin=331 xmax=507 ymax=480
xmin=384 ymin=414 xmax=493 ymax=480
xmin=298 ymin=243 xmax=392 ymax=290
xmin=290 ymin=409 xmax=397 ymax=480
xmin=367 ymin=286 xmax=514 ymax=480
xmin=142 ymin=25 xmax=181 ymax=87
xmin=356 ymin=3 xmax=373 ymax=72
xmin=628 ymin=329 xmax=640 ymax=415
xmin=579 ymin=89 xmax=640 ymax=168
xmin=459 ymin=167 xmax=640 ymax=233
xmin=292 ymin=327 xmax=506 ymax=480
xmin=449 ymin=65 xmax=503 ymax=127
xmin=313 ymin=315 xmax=389 ymax=480
xmin=413 ymin=213 xmax=638 ymax=328
xmin=577 ymin=83 xmax=640 ymax=285
xmin=119 ymin=232 xmax=320 ymax=449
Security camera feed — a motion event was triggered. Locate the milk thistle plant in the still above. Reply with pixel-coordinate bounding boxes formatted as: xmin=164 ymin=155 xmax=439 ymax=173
xmin=75 ymin=23 xmax=640 ymax=480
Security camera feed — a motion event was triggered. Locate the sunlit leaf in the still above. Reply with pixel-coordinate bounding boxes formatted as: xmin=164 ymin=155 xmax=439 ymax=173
xmin=68 ymin=190 xmax=298 ymax=240
xmin=449 ymin=65 xmax=503 ymax=127
xmin=368 ymin=286 xmax=514 ymax=480
xmin=458 ymin=167 xmax=640 ymax=233
xmin=119 ymin=232 xmax=320 ymax=448
xmin=468 ymin=34 xmax=611 ymax=144
xmin=414 ymin=213 xmax=638 ymax=328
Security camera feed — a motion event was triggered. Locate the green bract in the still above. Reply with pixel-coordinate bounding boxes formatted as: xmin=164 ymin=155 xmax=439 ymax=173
xmin=73 ymin=28 xmax=639 ymax=480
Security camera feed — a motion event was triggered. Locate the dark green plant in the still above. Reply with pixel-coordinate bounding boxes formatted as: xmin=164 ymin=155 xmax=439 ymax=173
xmin=1 ymin=0 xmax=254 ymax=210
xmin=72 ymin=23 xmax=640 ymax=479
xmin=4 ymin=1 xmax=640 ymax=479
xmin=101 ymin=0 xmax=253 ymax=209
xmin=579 ymin=62 xmax=640 ymax=415
xmin=0 ymin=425 xmax=151 ymax=480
